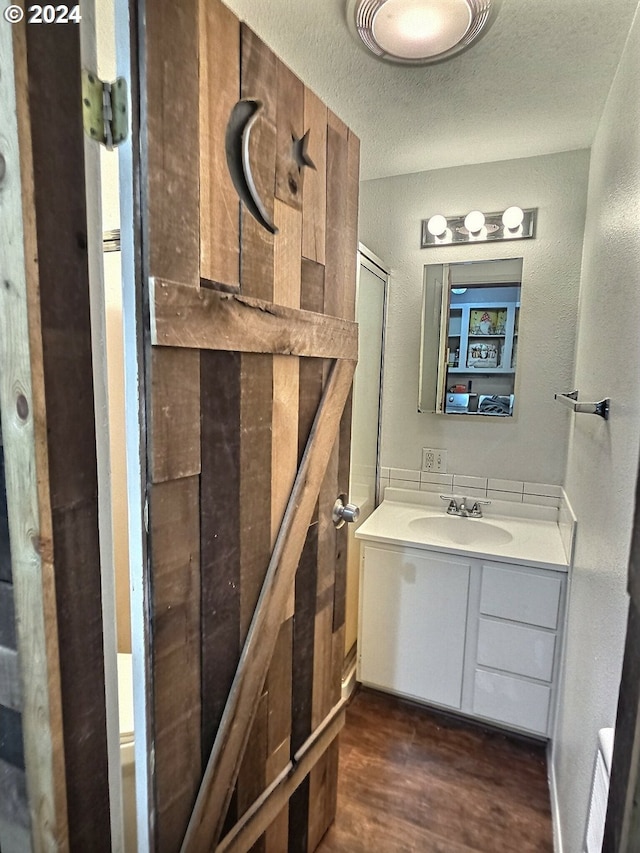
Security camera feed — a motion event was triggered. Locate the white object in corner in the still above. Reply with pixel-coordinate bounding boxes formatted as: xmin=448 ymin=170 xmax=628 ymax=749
xmin=584 ymin=727 xmax=614 ymax=853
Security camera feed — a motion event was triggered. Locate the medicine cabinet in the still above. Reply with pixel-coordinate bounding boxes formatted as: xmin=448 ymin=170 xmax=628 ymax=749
xmin=418 ymin=258 xmax=523 ymax=417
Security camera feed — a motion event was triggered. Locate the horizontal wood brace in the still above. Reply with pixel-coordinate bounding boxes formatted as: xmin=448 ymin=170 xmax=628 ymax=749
xmin=150 ymin=277 xmax=358 ymax=360
xmin=216 ymin=698 xmax=346 ymax=853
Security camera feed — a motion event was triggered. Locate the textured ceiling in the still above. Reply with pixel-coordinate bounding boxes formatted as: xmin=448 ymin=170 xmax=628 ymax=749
xmin=223 ymin=0 xmax=639 ymax=180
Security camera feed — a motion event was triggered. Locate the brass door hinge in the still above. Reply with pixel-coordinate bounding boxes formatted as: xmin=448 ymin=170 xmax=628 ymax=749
xmin=82 ymin=70 xmax=128 ymax=149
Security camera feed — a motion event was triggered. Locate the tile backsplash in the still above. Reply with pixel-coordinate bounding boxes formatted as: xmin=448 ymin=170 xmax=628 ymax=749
xmin=380 ymin=467 xmax=563 ymax=508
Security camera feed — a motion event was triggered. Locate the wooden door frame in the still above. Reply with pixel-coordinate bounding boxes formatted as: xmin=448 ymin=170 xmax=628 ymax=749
xmin=112 ymin=0 xmax=155 ymax=849
xmin=0 ymin=19 xmax=68 ymax=851
xmin=1 ymin=6 xmax=117 ymax=850
xmin=81 ymin=3 xmax=126 ymax=848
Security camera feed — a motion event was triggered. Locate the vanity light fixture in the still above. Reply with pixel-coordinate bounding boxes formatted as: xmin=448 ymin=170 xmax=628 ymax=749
xmin=421 ymin=207 xmax=537 ymax=248
xmin=346 ymin=0 xmax=501 ymax=65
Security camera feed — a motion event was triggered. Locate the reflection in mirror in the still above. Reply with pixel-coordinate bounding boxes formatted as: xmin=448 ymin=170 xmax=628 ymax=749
xmin=418 ymin=258 xmax=523 ymax=417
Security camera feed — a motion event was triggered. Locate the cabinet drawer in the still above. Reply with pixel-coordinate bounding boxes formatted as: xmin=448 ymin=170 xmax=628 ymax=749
xmin=480 ymin=564 xmax=562 ymax=629
xmin=476 ymin=617 xmax=556 ymax=681
xmin=473 ymin=669 xmax=551 ymax=735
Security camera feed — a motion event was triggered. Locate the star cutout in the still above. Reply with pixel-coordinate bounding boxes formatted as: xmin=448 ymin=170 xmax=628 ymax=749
xmin=292 ymin=129 xmax=316 ymax=172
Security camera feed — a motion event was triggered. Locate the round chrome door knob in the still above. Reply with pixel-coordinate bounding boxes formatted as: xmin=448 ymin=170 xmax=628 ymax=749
xmin=332 ymin=495 xmax=361 ymax=528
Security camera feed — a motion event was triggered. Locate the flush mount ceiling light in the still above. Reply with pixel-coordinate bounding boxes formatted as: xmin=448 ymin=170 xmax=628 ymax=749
xmin=346 ymin=0 xmax=500 ymax=65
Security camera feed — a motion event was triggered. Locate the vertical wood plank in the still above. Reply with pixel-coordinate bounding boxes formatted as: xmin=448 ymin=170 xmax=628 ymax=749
xmin=291 ymin=298 xmax=325 ymax=853
xmin=199 ymin=0 xmax=240 ymax=287
xmin=272 ymin=200 xmax=302 ymax=621
xmin=19 ymin=17 xmax=110 ymax=851
xmin=272 ymin=204 xmax=302 ymax=514
xmin=239 ymin=355 xmax=274 ymax=642
xmin=267 ymin=620 xmax=293 ymax=760
xmin=288 ymin=522 xmax=318 ymax=853
xmin=263 ymin=199 xmax=302 ymax=852
xmin=150 ymin=348 xmax=201 ymax=482
xmin=291 ymin=522 xmax=319 ymax=754
xmin=237 ymin=690 xmax=268 ymax=842
xmin=2 ymin=18 xmax=69 ymax=847
xmin=344 ymin=130 xmax=361 ymax=323
xmin=331 ymin=624 xmax=346 ymax=708
xmin=145 ymin=0 xmax=200 ymax=287
xmin=302 ymin=89 xmax=327 ymax=264
xmin=237 ymin=351 xmax=273 ymax=831
xmin=311 ymin=601 xmax=334 ymax=731
xmin=275 ymin=60 xmax=304 ymax=211
xmin=151 ymin=476 xmax=201 ymax=853
xmin=50 ymin=487 xmax=108 ymax=852
xmin=264 ymin=618 xmax=293 ymax=852
xmin=301 ymin=259 xmax=326 ymax=315
xmin=288 ymin=241 xmax=328 ymax=853
xmin=143 ymin=2 xmax=203 ymax=850
xmin=200 ymin=351 xmax=242 ymax=767
xmin=324 ymin=113 xmax=349 ymax=319
xmin=317 ymin=445 xmax=339 ymax=597
xmin=307 ymin=737 xmax=340 ymax=851
xmin=273 ymin=200 xmax=302 ymax=309
xmin=240 ymin=26 xmax=277 ymax=299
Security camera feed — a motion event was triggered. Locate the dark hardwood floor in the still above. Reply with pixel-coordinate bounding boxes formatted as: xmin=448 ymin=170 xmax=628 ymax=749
xmin=317 ymin=688 xmax=553 ymax=853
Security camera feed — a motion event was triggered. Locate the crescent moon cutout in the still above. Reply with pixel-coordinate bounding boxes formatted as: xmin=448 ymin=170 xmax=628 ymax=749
xmin=225 ymin=99 xmax=279 ymax=235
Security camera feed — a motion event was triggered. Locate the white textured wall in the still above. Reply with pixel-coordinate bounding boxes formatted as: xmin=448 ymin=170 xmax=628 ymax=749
xmin=359 ymin=150 xmax=590 ymax=483
xmin=552 ymin=7 xmax=640 ymax=852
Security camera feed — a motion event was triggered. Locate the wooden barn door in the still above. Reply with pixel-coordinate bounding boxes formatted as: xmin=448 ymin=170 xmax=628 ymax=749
xmin=135 ymin=0 xmax=360 ymax=850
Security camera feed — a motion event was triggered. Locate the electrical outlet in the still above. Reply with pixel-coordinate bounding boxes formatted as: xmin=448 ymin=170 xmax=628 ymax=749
xmin=422 ymin=447 xmax=447 ymax=473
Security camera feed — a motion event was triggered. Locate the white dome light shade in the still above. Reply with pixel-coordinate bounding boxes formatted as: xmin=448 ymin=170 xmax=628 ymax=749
xmin=426 ymin=214 xmax=448 ymax=237
xmin=464 ymin=210 xmax=485 ymax=234
xmin=372 ymin=0 xmax=471 ymax=60
xmin=502 ymin=205 xmax=525 ymax=230
xmin=348 ymin=0 xmax=500 ymax=66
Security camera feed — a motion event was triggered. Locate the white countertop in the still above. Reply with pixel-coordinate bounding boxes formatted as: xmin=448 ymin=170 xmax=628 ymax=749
xmin=355 ymin=489 xmax=569 ymax=571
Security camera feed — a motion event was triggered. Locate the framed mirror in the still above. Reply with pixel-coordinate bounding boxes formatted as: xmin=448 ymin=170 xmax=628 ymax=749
xmin=418 ymin=258 xmax=523 ymax=416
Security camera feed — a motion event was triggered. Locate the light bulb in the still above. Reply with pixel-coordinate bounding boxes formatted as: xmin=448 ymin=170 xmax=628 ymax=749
xmin=427 ymin=214 xmax=448 ymax=237
xmin=372 ymin=0 xmax=472 ymax=61
xmin=502 ymin=206 xmax=524 ymax=230
xmin=464 ymin=210 xmax=485 ymax=234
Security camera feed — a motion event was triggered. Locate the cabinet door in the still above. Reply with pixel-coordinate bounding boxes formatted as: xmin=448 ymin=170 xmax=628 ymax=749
xmin=359 ymin=545 xmax=471 ymax=709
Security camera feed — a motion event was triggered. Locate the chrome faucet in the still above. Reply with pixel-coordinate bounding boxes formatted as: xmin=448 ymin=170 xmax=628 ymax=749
xmin=441 ymin=496 xmax=490 ymax=518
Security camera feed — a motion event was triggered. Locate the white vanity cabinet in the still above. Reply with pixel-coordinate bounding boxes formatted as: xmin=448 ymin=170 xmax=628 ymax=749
xmin=358 ymin=542 xmax=567 ymax=738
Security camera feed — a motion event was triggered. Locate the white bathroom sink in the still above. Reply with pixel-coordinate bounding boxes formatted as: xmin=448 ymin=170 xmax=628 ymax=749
xmin=408 ymin=515 xmax=514 ymax=547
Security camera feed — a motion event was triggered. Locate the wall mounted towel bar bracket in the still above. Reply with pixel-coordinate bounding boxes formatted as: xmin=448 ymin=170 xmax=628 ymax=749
xmin=554 ymin=390 xmax=610 ymax=420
